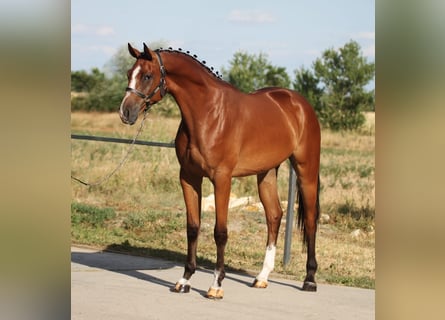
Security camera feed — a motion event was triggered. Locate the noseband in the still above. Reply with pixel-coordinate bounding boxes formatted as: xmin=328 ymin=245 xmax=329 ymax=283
xmin=125 ymin=51 xmax=167 ymax=111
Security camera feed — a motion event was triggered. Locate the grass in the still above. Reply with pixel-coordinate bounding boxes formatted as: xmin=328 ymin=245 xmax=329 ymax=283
xmin=71 ymin=111 xmax=375 ymax=289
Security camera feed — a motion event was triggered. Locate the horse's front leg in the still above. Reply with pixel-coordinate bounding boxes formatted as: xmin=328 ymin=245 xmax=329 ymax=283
xmin=205 ymin=172 xmax=232 ymax=300
xmin=173 ymin=168 xmax=203 ymax=293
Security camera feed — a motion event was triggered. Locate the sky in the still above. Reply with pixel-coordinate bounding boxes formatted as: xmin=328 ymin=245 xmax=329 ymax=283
xmin=72 ymin=0 xmax=374 ymax=85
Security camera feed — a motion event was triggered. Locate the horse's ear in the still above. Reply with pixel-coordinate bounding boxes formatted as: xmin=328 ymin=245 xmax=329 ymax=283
xmin=142 ymin=42 xmax=153 ymax=61
xmin=128 ymin=43 xmax=140 ymax=58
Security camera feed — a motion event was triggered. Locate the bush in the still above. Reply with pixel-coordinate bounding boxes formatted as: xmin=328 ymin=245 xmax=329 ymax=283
xmin=71 ymin=95 xmax=90 ymax=111
xmin=318 ymin=105 xmax=366 ymax=131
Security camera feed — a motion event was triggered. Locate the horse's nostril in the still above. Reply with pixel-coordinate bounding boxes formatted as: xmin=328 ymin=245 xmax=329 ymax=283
xmin=124 ymin=108 xmax=130 ymax=119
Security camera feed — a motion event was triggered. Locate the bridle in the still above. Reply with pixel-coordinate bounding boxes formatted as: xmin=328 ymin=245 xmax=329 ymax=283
xmin=72 ymin=50 xmax=166 ymax=187
xmin=125 ymin=50 xmax=167 ymax=111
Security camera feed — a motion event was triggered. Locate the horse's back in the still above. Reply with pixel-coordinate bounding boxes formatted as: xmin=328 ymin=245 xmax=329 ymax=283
xmin=242 ymin=87 xmax=319 ymax=138
xmin=249 ymin=87 xmax=316 ymax=118
xmin=228 ymin=87 xmax=318 ymax=175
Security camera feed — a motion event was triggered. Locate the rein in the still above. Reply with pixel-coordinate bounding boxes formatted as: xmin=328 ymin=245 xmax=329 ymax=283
xmin=125 ymin=51 xmax=167 ymax=111
xmin=72 ymin=52 xmax=167 ymax=187
xmin=71 ymin=110 xmax=148 ymax=187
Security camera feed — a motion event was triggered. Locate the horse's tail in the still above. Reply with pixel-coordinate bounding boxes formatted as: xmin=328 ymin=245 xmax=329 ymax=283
xmin=297 ymin=175 xmax=320 ymax=246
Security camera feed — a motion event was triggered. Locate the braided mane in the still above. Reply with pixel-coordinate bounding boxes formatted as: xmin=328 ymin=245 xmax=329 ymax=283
xmin=155 ymin=47 xmax=224 ymax=81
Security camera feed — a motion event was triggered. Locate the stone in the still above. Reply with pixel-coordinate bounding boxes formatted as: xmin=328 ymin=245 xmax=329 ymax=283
xmin=320 ymin=213 xmax=330 ymax=224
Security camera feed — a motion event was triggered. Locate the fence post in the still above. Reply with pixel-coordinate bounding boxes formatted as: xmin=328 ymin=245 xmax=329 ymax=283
xmin=283 ymin=162 xmax=297 ymax=266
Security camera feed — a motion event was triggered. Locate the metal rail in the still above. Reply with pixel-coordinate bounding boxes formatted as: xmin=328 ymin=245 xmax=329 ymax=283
xmin=71 ymin=134 xmax=175 ymax=148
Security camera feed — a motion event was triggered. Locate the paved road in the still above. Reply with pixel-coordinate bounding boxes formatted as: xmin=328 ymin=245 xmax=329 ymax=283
xmin=71 ymin=246 xmax=374 ymax=320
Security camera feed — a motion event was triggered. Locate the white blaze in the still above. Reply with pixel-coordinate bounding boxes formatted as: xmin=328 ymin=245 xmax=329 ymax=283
xmin=128 ymin=65 xmax=141 ymax=89
xmin=119 ymin=65 xmax=141 ymax=118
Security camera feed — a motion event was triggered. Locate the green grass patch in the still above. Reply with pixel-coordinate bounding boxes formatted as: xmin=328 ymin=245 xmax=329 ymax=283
xmin=71 ymin=202 xmax=116 ymax=227
xmin=324 ymin=274 xmax=374 ymax=289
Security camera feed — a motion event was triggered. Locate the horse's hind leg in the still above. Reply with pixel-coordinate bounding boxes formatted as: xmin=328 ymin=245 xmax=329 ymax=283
xmin=173 ymin=168 xmax=203 ymax=293
xmin=252 ymin=168 xmax=283 ymax=289
xmin=291 ymin=152 xmax=320 ymax=292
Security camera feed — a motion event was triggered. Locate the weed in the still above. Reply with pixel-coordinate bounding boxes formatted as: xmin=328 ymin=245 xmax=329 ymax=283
xmin=324 ymin=274 xmax=374 ymax=289
xmin=71 ymin=202 xmax=116 ymax=227
xmin=337 ymin=199 xmax=374 ymax=220
xmin=329 ymin=199 xmax=375 ymax=231
xmin=340 ymin=179 xmax=353 ymax=189
xmin=122 ymin=212 xmax=146 ymax=230
xmin=358 ymin=165 xmax=373 ymax=178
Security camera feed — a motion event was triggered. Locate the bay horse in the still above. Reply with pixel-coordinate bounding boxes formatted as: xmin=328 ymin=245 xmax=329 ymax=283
xmin=119 ymin=43 xmax=321 ymax=299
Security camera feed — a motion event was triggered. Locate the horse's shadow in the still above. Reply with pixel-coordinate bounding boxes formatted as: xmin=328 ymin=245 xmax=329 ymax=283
xmin=71 ymin=244 xmax=210 ymax=297
xmin=71 ymin=244 xmax=303 ymax=297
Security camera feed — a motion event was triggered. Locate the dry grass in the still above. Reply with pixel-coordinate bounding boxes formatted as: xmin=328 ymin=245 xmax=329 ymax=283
xmin=71 ymin=111 xmax=375 ymax=288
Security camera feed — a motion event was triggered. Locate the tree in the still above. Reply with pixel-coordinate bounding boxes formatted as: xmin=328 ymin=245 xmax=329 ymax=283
xmin=293 ymin=67 xmax=323 ymax=114
xmin=222 ymin=51 xmax=290 ymax=93
xmin=71 ymin=68 xmax=103 ymax=92
xmin=309 ymin=40 xmax=375 ymax=130
xmin=71 ymin=68 xmax=121 ymax=112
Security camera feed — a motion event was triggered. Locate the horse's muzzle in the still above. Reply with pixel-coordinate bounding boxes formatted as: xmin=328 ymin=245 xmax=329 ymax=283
xmin=119 ymin=100 xmax=139 ymax=125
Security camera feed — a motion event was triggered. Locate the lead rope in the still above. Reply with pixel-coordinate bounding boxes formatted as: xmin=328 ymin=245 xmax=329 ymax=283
xmin=71 ymin=111 xmax=148 ymax=187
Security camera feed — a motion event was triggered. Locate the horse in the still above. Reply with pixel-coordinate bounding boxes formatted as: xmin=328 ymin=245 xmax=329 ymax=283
xmin=119 ymin=43 xmax=321 ymax=299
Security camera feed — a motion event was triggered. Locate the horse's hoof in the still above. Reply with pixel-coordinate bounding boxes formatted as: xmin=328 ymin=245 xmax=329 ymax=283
xmin=172 ymin=282 xmax=191 ymax=293
xmin=302 ymin=281 xmax=317 ymax=292
xmin=205 ymin=287 xmax=224 ymax=300
xmin=252 ymin=279 xmax=268 ymax=289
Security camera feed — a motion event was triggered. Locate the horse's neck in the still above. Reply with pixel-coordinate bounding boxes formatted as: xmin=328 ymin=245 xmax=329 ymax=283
xmin=163 ymin=53 xmax=222 ymax=130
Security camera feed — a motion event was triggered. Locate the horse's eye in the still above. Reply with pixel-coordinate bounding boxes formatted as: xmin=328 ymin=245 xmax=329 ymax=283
xmin=143 ymin=74 xmax=152 ymax=81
